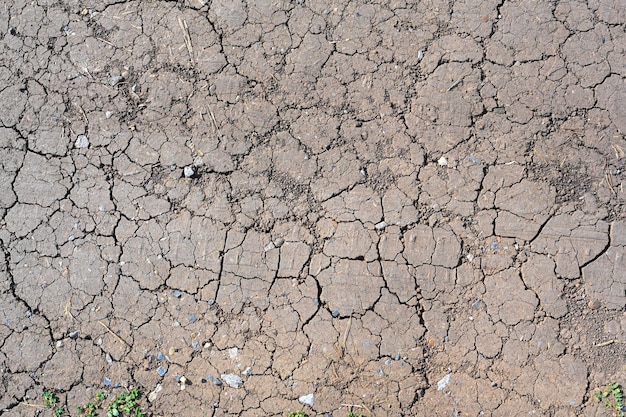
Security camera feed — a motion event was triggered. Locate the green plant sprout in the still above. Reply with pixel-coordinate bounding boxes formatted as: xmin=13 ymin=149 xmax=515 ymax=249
xmin=43 ymin=391 xmax=59 ymax=408
xmin=44 ymin=388 xmax=143 ymax=417
xmin=287 ymin=412 xmax=369 ymax=417
xmin=106 ymin=388 xmax=143 ymax=417
xmin=595 ymin=382 xmax=624 ymax=417
xmin=43 ymin=391 xmax=67 ymax=416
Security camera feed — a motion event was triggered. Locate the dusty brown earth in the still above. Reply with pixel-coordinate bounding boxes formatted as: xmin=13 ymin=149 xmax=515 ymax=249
xmin=1 ymin=0 xmax=626 ymax=416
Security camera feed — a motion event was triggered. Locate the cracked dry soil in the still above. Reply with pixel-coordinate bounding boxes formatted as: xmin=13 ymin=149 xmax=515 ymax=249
xmin=1 ymin=0 xmax=626 ymax=416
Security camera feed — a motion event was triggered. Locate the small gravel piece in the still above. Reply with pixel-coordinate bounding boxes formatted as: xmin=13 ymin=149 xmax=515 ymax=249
xmin=108 ymin=75 xmax=124 ymax=86
xmin=375 ymin=221 xmax=387 ymax=230
xmin=299 ymin=393 xmax=314 ymax=407
xmin=221 ymin=374 xmax=243 ymax=388
xmin=437 ymin=373 xmax=451 ymax=391
xmin=157 ymin=366 xmax=167 ymax=377
xmin=183 ymin=166 xmax=195 ymax=178
xmin=75 ymin=135 xmax=89 ymax=148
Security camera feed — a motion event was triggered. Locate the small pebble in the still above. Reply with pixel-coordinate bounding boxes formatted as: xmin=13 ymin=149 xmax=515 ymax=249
xmin=148 ymin=384 xmax=162 ymax=403
xmin=183 ymin=166 xmax=195 ymax=178
xmin=437 ymin=373 xmax=451 ymax=391
xmin=68 ymin=330 xmax=79 ymax=339
xmin=189 ymin=314 xmax=197 ymax=323
xmin=468 ymin=155 xmax=480 ymax=163
xmin=221 ymin=374 xmax=243 ymax=388
xmin=108 ymin=75 xmax=124 ymax=86
xmin=172 ymin=290 xmax=182 ymax=298
xmin=273 ymin=237 xmax=285 ymax=247
xmin=157 ymin=366 xmax=167 ymax=377
xmin=191 ymin=340 xmax=200 ymax=349
xmin=375 ymin=221 xmax=387 ymax=230
xmin=331 ymin=310 xmax=340 ymax=318
xmin=106 ymin=353 xmax=113 ymax=364
xmin=105 ymin=111 xmax=113 ymax=119
xmin=156 ymin=352 xmax=164 ymax=361
xmin=588 ymin=300 xmax=601 ymax=310
xmin=207 ymin=299 xmax=215 ymax=306
xmin=490 ymin=241 xmax=499 ymax=250
xmin=437 ymin=156 xmax=448 ymax=166
xmin=229 ymin=347 xmax=238 ymax=359
xmin=394 ymin=353 xmax=401 ymax=361
xmin=417 ymin=50 xmax=424 ymax=62
xmin=75 ymin=135 xmax=89 ymax=149
xmin=56 ymin=340 xmax=64 ymax=348
xmin=243 ymin=367 xmax=252 ymax=376
xmin=385 ymin=358 xmax=392 ymax=366
xmin=103 ymin=377 xmax=111 ymax=386
xmin=298 ymin=393 xmax=314 ymax=407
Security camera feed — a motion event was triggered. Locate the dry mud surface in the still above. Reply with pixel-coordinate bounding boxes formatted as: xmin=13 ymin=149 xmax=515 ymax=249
xmin=1 ymin=1 xmax=626 ymax=416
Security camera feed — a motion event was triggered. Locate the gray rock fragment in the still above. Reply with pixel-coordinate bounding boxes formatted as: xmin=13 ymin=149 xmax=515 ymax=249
xmin=108 ymin=75 xmax=124 ymax=86
xmin=221 ymin=373 xmax=242 ymax=388
xmin=75 ymin=135 xmax=89 ymax=148
xmin=183 ymin=166 xmax=195 ymax=178
xmin=148 ymin=384 xmax=162 ymax=402
xmin=299 ymin=393 xmax=314 ymax=407
xmin=437 ymin=373 xmax=451 ymax=391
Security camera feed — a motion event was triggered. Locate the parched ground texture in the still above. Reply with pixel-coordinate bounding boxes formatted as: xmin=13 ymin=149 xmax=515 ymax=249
xmin=1 ymin=0 xmax=626 ymax=416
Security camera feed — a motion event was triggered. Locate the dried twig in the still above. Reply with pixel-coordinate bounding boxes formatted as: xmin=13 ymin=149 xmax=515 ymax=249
xmin=64 ymin=298 xmax=76 ymax=320
xmin=98 ymin=320 xmax=131 ymax=347
xmin=178 ymin=18 xmax=194 ymax=65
